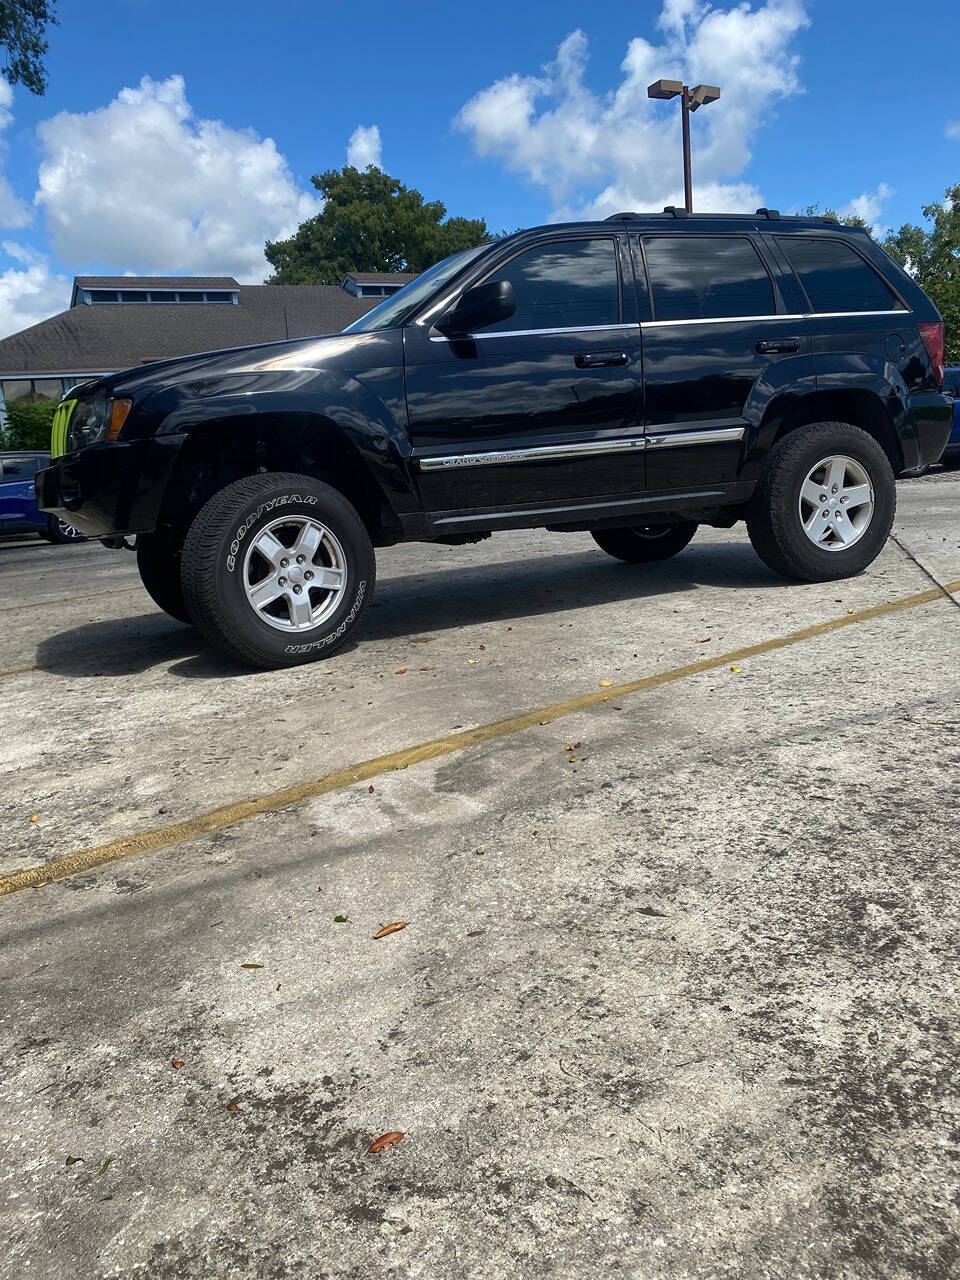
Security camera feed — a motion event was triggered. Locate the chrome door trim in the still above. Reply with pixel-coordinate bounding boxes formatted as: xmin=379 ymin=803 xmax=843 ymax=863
xmin=416 ymin=425 xmax=745 ymax=470
xmin=640 ymin=309 xmax=910 ymax=329
xmin=418 ymin=436 xmax=646 ymax=470
xmin=646 ymin=427 xmax=745 ymax=449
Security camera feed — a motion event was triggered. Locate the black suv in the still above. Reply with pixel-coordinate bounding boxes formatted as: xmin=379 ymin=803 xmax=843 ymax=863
xmin=37 ymin=210 xmax=951 ymax=668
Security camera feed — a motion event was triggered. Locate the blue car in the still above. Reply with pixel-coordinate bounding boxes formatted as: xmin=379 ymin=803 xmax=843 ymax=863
xmin=942 ymin=366 xmax=960 ymax=465
xmin=0 ymin=451 xmax=85 ymax=542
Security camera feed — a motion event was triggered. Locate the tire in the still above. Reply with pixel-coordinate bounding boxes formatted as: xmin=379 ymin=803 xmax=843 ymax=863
xmin=44 ymin=515 xmax=86 ymax=544
xmin=746 ymin=421 xmax=895 ymax=582
xmin=180 ymin=472 xmax=375 ymax=669
xmin=137 ymin=532 xmax=193 ymax=625
xmin=591 ymin=521 xmax=698 ymax=563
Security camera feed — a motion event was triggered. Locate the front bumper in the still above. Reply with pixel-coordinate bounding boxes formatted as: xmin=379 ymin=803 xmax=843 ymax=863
xmin=36 ymin=435 xmax=184 ymax=538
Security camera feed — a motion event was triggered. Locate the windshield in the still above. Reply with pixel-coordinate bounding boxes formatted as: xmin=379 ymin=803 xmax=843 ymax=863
xmin=343 ymin=244 xmax=492 ymax=332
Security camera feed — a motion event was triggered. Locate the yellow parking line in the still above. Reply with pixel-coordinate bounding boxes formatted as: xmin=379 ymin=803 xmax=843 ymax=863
xmin=2 ymin=577 xmax=958 ymax=899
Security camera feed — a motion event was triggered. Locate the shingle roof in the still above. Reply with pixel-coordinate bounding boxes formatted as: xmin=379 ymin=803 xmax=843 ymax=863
xmin=342 ymin=272 xmax=416 ymax=285
xmin=75 ymin=276 xmax=240 ymax=290
xmin=0 ymin=286 xmax=379 ymax=375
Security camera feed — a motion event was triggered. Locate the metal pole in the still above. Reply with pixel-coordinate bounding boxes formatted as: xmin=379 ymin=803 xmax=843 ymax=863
xmin=681 ymin=84 xmax=693 ymax=212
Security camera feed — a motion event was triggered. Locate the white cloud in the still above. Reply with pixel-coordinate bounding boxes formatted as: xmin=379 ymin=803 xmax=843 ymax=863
xmin=347 ymin=124 xmax=382 ymax=170
xmin=0 ymin=243 xmax=69 ymax=338
xmin=947 ymin=120 xmax=960 ymax=140
xmin=456 ymin=1 xmax=809 ymax=217
xmin=0 ymin=81 xmax=32 ymax=230
xmin=839 ymin=182 xmax=893 ymax=234
xmin=34 ymin=74 xmax=322 ymax=283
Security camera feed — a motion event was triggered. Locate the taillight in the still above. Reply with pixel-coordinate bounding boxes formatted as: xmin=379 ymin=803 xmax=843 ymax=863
xmin=918 ymin=321 xmax=945 ymax=387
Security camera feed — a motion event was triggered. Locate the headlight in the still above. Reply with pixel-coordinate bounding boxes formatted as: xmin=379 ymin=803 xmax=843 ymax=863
xmin=65 ymin=393 xmax=132 ymax=452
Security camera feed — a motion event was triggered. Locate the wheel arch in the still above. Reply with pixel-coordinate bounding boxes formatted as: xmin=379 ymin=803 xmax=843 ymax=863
xmin=769 ymin=389 xmax=906 ymax=474
xmin=154 ymin=411 xmax=406 ymax=546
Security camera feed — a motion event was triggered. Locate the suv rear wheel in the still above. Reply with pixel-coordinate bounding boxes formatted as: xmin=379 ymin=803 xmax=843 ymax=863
xmin=591 ymin=521 xmax=698 ymax=563
xmin=747 ymin=421 xmax=895 ymax=582
xmin=180 ymin=472 xmax=375 ymax=668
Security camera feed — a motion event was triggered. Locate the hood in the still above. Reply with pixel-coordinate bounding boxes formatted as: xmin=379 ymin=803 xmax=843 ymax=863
xmin=94 ymin=329 xmax=391 ymax=399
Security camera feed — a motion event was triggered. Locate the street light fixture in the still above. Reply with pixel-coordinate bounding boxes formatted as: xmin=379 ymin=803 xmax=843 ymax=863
xmin=647 ymin=80 xmax=721 ymax=213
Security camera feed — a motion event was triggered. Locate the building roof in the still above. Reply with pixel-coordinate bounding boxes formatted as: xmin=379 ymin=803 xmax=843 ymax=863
xmin=0 ymin=285 xmax=379 ymax=375
xmin=342 ymin=272 xmax=416 ymax=285
xmin=74 ymin=275 xmax=241 ymax=290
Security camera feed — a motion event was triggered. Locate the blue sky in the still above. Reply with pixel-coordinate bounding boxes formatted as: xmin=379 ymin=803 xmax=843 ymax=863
xmin=0 ymin=0 xmax=957 ymax=335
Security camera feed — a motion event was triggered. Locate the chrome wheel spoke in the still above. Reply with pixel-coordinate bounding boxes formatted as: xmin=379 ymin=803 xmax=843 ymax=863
xmin=824 ymin=457 xmax=847 ymax=493
xmin=800 ymin=478 xmax=824 ymax=509
xmin=293 ymin=521 xmax=322 ymax=562
xmin=252 ymin=530 xmax=286 ymax=567
xmin=288 ymin=592 xmax=314 ymax=627
xmin=805 ymin=513 xmax=827 ymax=543
xmin=842 ymin=482 xmax=871 ymax=510
xmin=249 ymin=576 xmax=284 ymax=610
xmin=312 ymin=565 xmax=344 ymax=591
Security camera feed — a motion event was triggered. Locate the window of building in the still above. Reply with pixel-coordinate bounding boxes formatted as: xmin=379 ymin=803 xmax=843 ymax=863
xmin=90 ymin=290 xmax=120 ymax=303
xmin=149 ymin=291 xmax=176 ymax=302
xmin=2 ymin=377 xmax=71 ymax=406
xmin=479 ymin=237 xmax=620 ymax=333
xmin=776 ymin=237 xmax=902 ymax=313
xmin=204 ymin=291 xmax=234 ymax=302
xmin=642 ymin=236 xmax=774 ymax=322
xmin=177 ymin=291 xmax=203 ymax=303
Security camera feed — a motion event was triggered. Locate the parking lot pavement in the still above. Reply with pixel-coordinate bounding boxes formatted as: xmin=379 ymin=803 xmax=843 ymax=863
xmin=1 ymin=476 xmax=959 ymax=1279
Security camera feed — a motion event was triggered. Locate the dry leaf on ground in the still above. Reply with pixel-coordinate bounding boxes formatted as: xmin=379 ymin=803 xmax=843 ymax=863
xmin=368 ymin=1131 xmax=404 ymax=1154
xmin=171 ymin=1059 xmax=184 ymax=1070
xmin=240 ymin=963 xmax=263 ymax=969
xmin=373 ymin=921 xmax=408 ymax=940
xmin=599 ymin=680 xmax=612 ymax=688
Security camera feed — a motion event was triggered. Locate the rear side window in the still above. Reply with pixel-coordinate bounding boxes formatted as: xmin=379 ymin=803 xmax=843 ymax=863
xmin=479 ymin=238 xmax=620 ymax=332
xmin=0 ymin=456 xmax=39 ymax=479
xmin=642 ymin=236 xmax=774 ymax=321
xmin=776 ymin=237 xmax=902 ymax=313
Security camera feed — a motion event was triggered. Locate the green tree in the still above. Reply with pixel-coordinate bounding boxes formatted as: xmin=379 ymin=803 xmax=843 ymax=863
xmin=883 ymin=183 xmax=960 ymax=363
xmin=2 ymin=397 xmax=56 ymax=449
xmin=265 ymin=166 xmax=491 ymax=285
xmin=796 ymin=202 xmax=871 ymax=230
xmin=1 ymin=1 xmax=57 ymax=95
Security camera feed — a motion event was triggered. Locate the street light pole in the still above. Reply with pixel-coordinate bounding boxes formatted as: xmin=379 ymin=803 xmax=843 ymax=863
xmin=680 ymin=84 xmax=693 ymax=214
xmin=647 ymin=80 xmax=721 ymax=214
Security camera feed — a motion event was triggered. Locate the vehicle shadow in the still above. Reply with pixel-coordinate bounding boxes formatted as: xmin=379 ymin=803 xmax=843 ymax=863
xmin=36 ymin=541 xmax=781 ymax=679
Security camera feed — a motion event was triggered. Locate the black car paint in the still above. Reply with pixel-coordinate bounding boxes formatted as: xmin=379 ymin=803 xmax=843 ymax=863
xmin=36 ymin=214 xmax=952 ymax=543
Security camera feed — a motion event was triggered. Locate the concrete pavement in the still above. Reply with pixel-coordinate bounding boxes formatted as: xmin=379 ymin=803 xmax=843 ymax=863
xmin=1 ymin=472 xmax=958 ymax=1279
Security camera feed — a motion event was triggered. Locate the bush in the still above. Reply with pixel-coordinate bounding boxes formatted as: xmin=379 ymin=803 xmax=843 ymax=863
xmin=2 ymin=399 xmax=58 ymax=451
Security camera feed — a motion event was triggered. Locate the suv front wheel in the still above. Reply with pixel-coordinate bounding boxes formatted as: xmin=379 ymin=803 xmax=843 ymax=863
xmin=747 ymin=421 xmax=895 ymax=582
xmin=180 ymin=472 xmax=375 ymax=668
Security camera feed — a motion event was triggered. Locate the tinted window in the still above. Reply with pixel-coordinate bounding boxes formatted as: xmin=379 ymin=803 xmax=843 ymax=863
xmin=0 ymin=456 xmax=39 ymax=479
xmin=480 ymin=238 xmax=620 ymax=332
xmin=150 ymin=291 xmax=176 ymax=302
xmin=777 ymin=237 xmax=901 ymax=313
xmin=643 ymin=236 xmax=774 ymax=321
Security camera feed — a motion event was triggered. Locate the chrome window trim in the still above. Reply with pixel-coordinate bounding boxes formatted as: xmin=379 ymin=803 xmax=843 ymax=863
xmin=427 ymin=322 xmax=639 ymax=343
xmin=424 ymin=309 xmax=913 ymax=343
xmin=640 ymin=309 xmax=911 ymax=329
xmin=417 ymin=425 xmax=744 ymax=470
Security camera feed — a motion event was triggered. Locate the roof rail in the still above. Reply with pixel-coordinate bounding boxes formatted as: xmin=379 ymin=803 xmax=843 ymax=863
xmin=755 ymin=207 xmax=780 ymax=219
xmin=663 ymin=205 xmax=688 ymax=218
xmin=603 ymin=211 xmax=640 ymax=221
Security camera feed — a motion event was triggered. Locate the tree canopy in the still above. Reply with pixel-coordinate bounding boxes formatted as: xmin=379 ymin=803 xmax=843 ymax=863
xmin=1 ymin=0 xmax=56 ymax=95
xmin=882 ymin=184 xmax=960 ymax=363
xmin=265 ymin=166 xmax=491 ymax=285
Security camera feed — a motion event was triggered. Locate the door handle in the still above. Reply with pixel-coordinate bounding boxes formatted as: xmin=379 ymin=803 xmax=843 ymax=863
xmin=575 ymin=351 xmax=629 ymax=368
xmin=755 ymin=338 xmax=800 ymax=354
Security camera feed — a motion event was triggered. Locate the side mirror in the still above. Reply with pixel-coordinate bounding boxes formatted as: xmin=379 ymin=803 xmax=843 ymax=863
xmin=436 ymin=279 xmax=515 ymax=337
